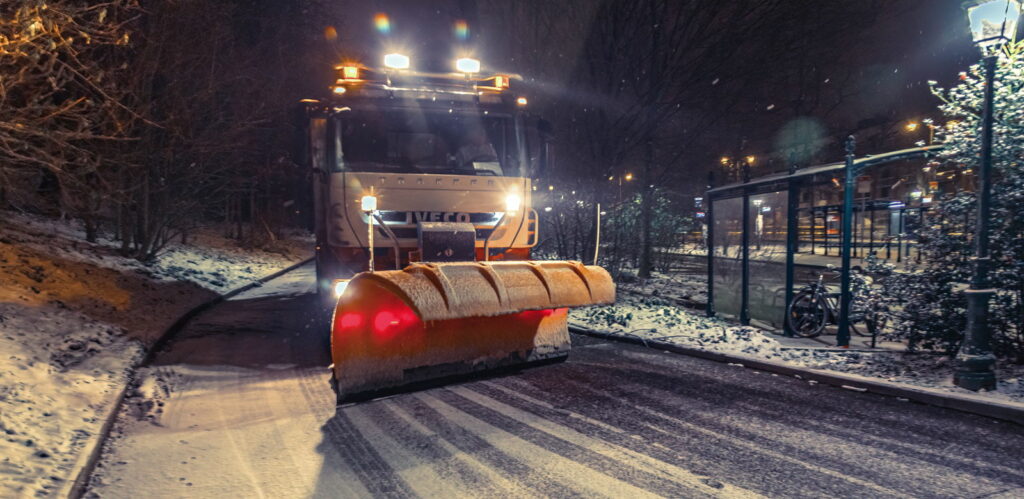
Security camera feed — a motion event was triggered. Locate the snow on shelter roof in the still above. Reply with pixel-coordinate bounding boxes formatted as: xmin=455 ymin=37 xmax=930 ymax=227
xmin=707 ymin=145 xmax=943 ymax=199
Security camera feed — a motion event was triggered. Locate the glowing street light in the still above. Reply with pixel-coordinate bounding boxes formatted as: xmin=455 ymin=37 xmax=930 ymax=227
xmin=905 ymin=119 xmax=939 ymax=144
xmin=624 ymin=173 xmax=633 ymax=181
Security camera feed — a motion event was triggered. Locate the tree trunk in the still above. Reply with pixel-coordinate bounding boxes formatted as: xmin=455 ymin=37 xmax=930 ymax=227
xmin=638 ymin=137 xmax=655 ymax=278
xmin=84 ymin=215 xmax=98 ymax=243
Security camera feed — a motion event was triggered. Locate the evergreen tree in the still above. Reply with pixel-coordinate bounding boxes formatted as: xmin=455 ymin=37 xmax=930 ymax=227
xmin=880 ymin=41 xmax=1024 ymax=361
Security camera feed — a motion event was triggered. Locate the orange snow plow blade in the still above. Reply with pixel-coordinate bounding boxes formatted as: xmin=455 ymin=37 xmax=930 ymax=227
xmin=330 ymin=261 xmax=615 ymax=402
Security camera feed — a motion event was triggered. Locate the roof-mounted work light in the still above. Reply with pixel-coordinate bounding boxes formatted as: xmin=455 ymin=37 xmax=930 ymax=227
xmin=383 ymin=53 xmax=410 ymax=69
xmin=341 ymin=66 xmax=360 ymax=80
xmin=456 ymin=57 xmax=480 ymax=73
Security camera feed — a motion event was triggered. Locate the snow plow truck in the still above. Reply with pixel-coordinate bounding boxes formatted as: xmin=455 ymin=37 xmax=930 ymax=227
xmin=302 ymin=53 xmax=615 ymax=402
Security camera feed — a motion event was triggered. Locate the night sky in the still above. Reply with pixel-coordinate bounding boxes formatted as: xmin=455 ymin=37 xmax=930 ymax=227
xmin=321 ymin=0 xmax=985 ymax=189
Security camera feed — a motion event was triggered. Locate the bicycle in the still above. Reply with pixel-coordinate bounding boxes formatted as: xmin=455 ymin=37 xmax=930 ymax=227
xmin=785 ymin=265 xmax=887 ymax=339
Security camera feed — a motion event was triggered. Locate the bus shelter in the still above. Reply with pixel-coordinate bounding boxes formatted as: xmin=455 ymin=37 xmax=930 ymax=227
xmin=705 ymin=144 xmax=943 ymax=345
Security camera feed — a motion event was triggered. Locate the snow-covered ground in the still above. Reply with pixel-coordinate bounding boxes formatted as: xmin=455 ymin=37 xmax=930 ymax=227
xmin=616 ymin=271 xmax=707 ymax=305
xmin=571 ymin=294 xmax=1024 ymax=406
xmin=0 ymin=211 xmax=311 ymax=497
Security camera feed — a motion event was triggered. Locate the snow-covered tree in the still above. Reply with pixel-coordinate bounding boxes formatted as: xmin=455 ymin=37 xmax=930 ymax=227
xmin=880 ymin=41 xmax=1024 ymax=360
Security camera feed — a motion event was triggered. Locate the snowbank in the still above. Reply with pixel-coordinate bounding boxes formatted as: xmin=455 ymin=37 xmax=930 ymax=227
xmin=573 ymin=295 xmax=800 ymax=362
xmin=0 ymin=212 xmax=311 ymax=497
xmin=571 ymin=295 xmax=1024 ymax=406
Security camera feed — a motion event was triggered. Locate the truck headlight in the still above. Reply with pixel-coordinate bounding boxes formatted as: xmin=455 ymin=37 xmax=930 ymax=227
xmin=361 ymin=195 xmax=378 ymax=212
xmin=505 ymin=194 xmax=521 ymax=214
xmin=333 ymin=280 xmax=350 ymax=298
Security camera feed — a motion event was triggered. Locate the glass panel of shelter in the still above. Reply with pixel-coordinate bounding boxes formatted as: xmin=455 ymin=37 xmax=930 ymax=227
xmin=711 ymin=197 xmax=744 ymax=320
xmin=748 ymin=191 xmax=788 ymax=328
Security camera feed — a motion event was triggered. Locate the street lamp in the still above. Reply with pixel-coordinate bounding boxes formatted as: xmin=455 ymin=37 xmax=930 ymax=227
xmin=612 ymin=172 xmax=634 ymax=204
xmin=904 ymin=119 xmax=937 ymax=144
xmin=719 ymin=156 xmax=753 ymax=182
xmin=966 ymin=0 xmax=1020 ymax=47
xmin=955 ymin=0 xmax=1021 ymax=392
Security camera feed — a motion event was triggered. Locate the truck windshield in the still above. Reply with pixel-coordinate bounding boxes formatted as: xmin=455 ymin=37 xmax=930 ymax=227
xmin=337 ymin=108 xmax=520 ymax=176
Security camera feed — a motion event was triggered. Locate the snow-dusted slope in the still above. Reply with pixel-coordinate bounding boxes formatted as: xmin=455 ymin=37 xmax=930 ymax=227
xmin=0 ymin=212 xmax=311 ymax=497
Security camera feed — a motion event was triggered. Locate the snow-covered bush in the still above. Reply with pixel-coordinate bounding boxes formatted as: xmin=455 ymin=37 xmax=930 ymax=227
xmin=880 ymin=42 xmax=1024 ymax=361
xmin=539 ymin=188 xmax=693 ymax=278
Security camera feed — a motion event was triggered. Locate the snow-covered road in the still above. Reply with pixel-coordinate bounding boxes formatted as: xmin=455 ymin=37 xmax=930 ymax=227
xmin=84 ymin=263 xmax=1024 ymax=498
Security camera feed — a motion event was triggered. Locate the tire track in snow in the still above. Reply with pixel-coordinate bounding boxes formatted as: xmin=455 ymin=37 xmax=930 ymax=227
xmin=260 ymin=367 xmax=372 ymax=498
xmin=343 ymin=402 xmax=499 ymax=498
xmin=604 ymin=346 xmax=1024 ymax=485
xmin=391 ymin=394 xmax=588 ymax=498
xmin=505 ymin=370 xmax=915 ymax=498
xmin=443 ymin=384 xmax=762 ymax=498
xmin=295 ymin=366 xmax=415 ymax=498
xmin=536 ymin=349 xmax=1024 ymax=498
xmin=412 ymin=390 xmax=667 ymax=499
xmin=470 ymin=380 xmax=751 ymax=490
xmin=217 ymin=368 xmax=311 ymax=498
xmin=289 ymin=366 xmax=379 ymax=498
xmin=179 ymin=369 xmax=271 ymax=498
xmin=366 ymin=398 xmax=533 ymax=497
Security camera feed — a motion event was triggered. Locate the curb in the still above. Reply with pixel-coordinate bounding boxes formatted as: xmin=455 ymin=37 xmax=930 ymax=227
xmin=64 ymin=257 xmax=314 ymax=498
xmin=569 ymin=324 xmax=1024 ymax=427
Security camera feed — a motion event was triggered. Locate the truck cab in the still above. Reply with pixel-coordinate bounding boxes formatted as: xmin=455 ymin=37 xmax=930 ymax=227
xmin=303 ymin=58 xmax=550 ymax=302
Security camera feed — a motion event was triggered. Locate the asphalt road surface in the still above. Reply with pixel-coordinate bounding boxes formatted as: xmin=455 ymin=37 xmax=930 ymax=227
xmin=85 ymin=263 xmax=1024 ymax=498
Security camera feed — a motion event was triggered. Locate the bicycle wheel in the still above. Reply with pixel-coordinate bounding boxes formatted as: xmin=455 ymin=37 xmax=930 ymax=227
xmin=786 ymin=289 xmax=828 ymax=338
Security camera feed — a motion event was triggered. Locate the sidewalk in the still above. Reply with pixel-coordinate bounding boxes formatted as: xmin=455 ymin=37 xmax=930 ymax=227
xmin=771 ymin=329 xmax=906 ymax=352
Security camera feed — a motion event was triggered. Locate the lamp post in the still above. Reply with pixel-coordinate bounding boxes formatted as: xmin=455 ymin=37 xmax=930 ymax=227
xmin=719 ymin=155 xmax=755 ymax=183
xmin=611 ymin=172 xmax=633 ymax=205
xmin=955 ymin=0 xmax=1020 ymax=391
xmin=904 ymin=120 xmax=937 ymax=145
